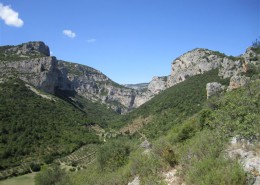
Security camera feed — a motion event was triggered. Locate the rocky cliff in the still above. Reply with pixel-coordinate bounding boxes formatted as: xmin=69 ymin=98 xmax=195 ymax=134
xmin=0 ymin=41 xmax=258 ymax=113
xmin=0 ymin=42 xmax=140 ymax=113
xmin=147 ymin=47 xmax=259 ymax=99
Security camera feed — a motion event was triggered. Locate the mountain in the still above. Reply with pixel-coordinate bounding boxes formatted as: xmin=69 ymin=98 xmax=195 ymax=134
xmin=123 ymin=83 xmax=149 ymax=91
xmin=0 ymin=42 xmax=141 ymax=114
xmin=0 ymin=41 xmax=259 ymax=184
xmin=1 ymin=41 xmax=256 ymax=115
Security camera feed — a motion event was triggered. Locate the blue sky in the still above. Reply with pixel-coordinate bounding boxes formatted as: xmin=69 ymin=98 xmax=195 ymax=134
xmin=0 ymin=0 xmax=259 ymax=84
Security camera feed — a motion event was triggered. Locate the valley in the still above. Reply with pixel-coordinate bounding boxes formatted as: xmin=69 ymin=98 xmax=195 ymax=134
xmin=0 ymin=41 xmax=259 ymax=185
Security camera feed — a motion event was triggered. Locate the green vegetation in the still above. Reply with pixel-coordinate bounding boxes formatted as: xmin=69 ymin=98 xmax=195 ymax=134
xmin=0 ymin=172 xmax=36 ymax=185
xmin=35 ymin=166 xmax=71 ymax=185
xmin=0 ymin=78 xmax=99 ymax=171
xmin=1 ymin=42 xmax=259 ymax=184
xmin=113 ymin=69 xmax=230 ymax=138
xmin=97 ymin=138 xmax=132 ymax=172
xmin=54 ymin=89 xmax=120 ymax=127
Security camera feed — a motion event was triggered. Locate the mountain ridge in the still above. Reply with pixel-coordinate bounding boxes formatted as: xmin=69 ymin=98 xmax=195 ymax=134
xmin=0 ymin=41 xmax=258 ymax=114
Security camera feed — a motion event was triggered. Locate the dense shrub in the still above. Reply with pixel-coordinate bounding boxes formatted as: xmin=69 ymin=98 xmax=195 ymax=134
xmin=35 ymin=166 xmax=71 ymax=185
xmin=0 ymin=78 xmax=99 ymax=169
xmin=97 ymin=139 xmax=131 ymax=172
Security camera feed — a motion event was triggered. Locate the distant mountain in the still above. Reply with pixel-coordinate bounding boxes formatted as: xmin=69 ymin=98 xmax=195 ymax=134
xmin=123 ymin=83 xmax=149 ymax=91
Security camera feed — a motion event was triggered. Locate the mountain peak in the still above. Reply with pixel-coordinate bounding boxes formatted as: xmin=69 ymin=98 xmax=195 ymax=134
xmin=5 ymin=41 xmax=50 ymax=57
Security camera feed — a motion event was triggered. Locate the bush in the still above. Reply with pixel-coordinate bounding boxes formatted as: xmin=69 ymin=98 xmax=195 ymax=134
xmin=97 ymin=139 xmax=131 ymax=172
xmin=35 ymin=165 xmax=71 ymax=185
xmin=185 ymin=157 xmax=247 ymax=185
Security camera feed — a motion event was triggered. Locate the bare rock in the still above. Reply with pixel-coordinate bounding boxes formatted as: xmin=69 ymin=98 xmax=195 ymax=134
xmin=147 ymin=76 xmax=168 ymax=95
xmin=6 ymin=41 xmax=50 ymax=56
xmin=206 ymin=82 xmax=225 ymax=99
xmin=140 ymin=140 xmax=152 ymax=149
xmin=167 ymin=49 xmax=222 ymax=87
xmin=128 ymin=176 xmax=140 ymax=185
xmin=218 ymin=58 xmax=244 ymax=79
xmin=0 ymin=56 xmax=59 ymax=93
xmin=227 ymin=75 xmax=250 ymax=91
xmin=228 ymin=137 xmax=260 ymax=185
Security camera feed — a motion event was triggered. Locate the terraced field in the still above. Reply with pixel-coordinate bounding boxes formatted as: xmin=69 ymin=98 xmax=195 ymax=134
xmin=55 ymin=144 xmax=98 ymax=168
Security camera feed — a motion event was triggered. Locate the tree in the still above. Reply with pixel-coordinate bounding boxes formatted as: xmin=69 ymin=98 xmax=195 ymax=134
xmin=252 ymin=37 xmax=260 ymax=48
xmin=35 ymin=166 xmax=71 ymax=185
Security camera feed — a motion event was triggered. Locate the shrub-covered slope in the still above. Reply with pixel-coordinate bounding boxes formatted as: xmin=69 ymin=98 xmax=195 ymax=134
xmin=114 ymin=69 xmax=230 ymax=138
xmin=0 ymin=78 xmax=100 ymax=170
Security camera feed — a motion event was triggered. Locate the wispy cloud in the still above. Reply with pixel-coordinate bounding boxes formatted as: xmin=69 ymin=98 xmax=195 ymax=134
xmin=62 ymin=29 xmax=76 ymax=38
xmin=0 ymin=3 xmax=24 ymax=27
xmin=87 ymin=38 xmax=96 ymax=43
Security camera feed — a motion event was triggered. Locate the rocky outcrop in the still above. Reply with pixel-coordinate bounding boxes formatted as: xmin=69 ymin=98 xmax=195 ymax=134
xmin=147 ymin=76 xmax=167 ymax=95
xmin=57 ymin=61 xmax=138 ymax=113
xmin=128 ymin=176 xmax=140 ymax=185
xmin=0 ymin=42 xmax=139 ymax=113
xmin=206 ymin=82 xmax=225 ymax=99
xmin=0 ymin=56 xmax=59 ymax=93
xmin=0 ymin=41 xmax=258 ymax=113
xmin=6 ymin=41 xmax=50 ymax=56
xmin=227 ymin=75 xmax=250 ymax=91
xmin=228 ymin=137 xmax=260 ymax=185
xmin=167 ymin=49 xmax=223 ymax=87
xmin=218 ymin=58 xmax=245 ymax=79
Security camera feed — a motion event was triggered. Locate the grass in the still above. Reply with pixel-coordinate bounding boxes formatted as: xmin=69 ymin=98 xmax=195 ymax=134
xmin=0 ymin=172 xmax=36 ymax=185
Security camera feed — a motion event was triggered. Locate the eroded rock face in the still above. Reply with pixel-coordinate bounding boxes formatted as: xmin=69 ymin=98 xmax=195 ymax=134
xmin=227 ymin=75 xmax=250 ymax=91
xmin=228 ymin=138 xmax=260 ymax=185
xmin=57 ymin=61 xmax=138 ymax=113
xmin=167 ymin=49 xmax=223 ymax=87
xmin=6 ymin=41 xmax=50 ymax=56
xmin=0 ymin=42 xmax=257 ymax=113
xmin=206 ymin=82 xmax=225 ymax=99
xmin=0 ymin=56 xmax=59 ymax=93
xmin=218 ymin=58 xmax=245 ymax=79
xmin=148 ymin=76 xmax=167 ymax=95
xmin=128 ymin=176 xmax=140 ymax=185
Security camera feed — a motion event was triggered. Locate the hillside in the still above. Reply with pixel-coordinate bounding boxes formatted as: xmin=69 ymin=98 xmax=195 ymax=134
xmin=0 ymin=78 xmax=100 ymax=171
xmin=0 ymin=40 xmax=259 ymax=185
xmin=116 ymin=69 xmax=230 ymax=138
xmin=68 ymin=79 xmax=259 ymax=185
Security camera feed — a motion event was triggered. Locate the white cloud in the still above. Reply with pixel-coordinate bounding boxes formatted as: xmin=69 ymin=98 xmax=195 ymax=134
xmin=87 ymin=38 xmax=96 ymax=43
xmin=0 ymin=3 xmax=24 ymax=27
xmin=62 ymin=29 xmax=76 ymax=38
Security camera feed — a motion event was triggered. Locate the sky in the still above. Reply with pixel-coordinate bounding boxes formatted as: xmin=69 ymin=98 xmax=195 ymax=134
xmin=0 ymin=0 xmax=259 ymax=84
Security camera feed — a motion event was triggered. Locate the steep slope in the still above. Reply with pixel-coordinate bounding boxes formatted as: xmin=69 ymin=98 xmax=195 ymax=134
xmin=0 ymin=42 xmax=139 ymax=113
xmin=0 ymin=78 xmax=99 ymax=171
xmin=116 ymin=69 xmax=230 ymax=137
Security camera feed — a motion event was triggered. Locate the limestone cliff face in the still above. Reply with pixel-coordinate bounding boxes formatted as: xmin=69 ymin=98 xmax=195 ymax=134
xmin=167 ymin=49 xmax=222 ymax=87
xmin=0 ymin=56 xmax=59 ymax=93
xmin=0 ymin=42 xmax=139 ymax=113
xmin=0 ymin=41 xmax=258 ymax=113
xmin=5 ymin=41 xmax=50 ymax=57
xmin=58 ymin=61 xmax=138 ymax=113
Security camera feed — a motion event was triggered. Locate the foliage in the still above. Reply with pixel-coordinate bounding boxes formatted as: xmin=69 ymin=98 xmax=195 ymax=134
xmin=113 ymin=69 xmax=229 ymax=139
xmin=0 ymin=78 xmax=99 ymax=170
xmin=97 ymin=138 xmax=132 ymax=172
xmin=203 ymin=81 xmax=260 ymax=141
xmin=252 ymin=37 xmax=260 ymax=48
xmin=177 ymin=130 xmax=247 ymax=185
xmin=35 ymin=166 xmax=71 ymax=185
